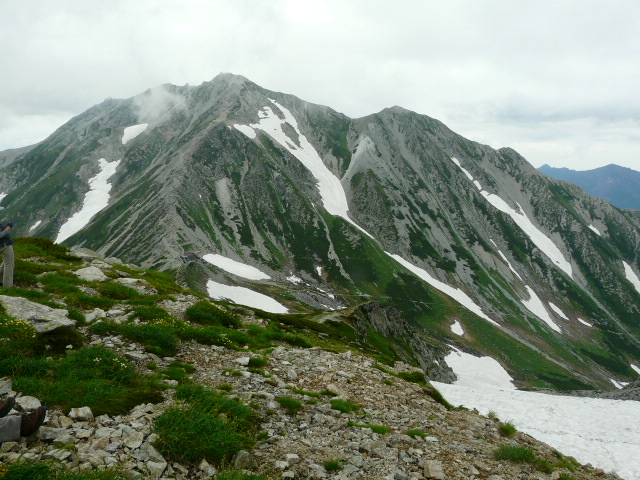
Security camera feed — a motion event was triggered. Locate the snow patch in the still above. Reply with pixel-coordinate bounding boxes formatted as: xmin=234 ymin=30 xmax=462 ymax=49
xmin=588 ymin=224 xmax=602 ymax=236
xmin=387 ymin=253 xmax=498 ymax=326
xmin=577 ymin=318 xmax=593 ymax=327
xmin=432 ymin=382 xmax=640 ymax=480
xmin=630 ymin=364 xmax=640 ymax=375
xmin=122 ymin=124 xmax=148 ymax=145
xmin=442 ymin=347 xmax=515 ymax=390
xmin=315 ymin=266 xmax=323 ymax=276
xmin=493 ymin=242 xmax=523 ymax=281
xmin=202 ymin=254 xmax=270 ymax=280
xmin=451 ymin=157 xmax=573 ymax=278
xmin=521 ymin=286 xmax=561 ymax=333
xmin=0 ymin=192 xmax=7 ymax=203
xmin=206 ymin=279 xmax=287 ymax=314
xmin=55 ymin=158 xmax=120 ymax=244
xmin=450 ymin=320 xmax=464 ymax=336
xmin=234 ymin=124 xmax=257 ymax=139
xmin=287 ymin=275 xmax=303 ymax=284
xmin=29 ymin=220 xmax=42 ymax=233
xmin=610 ymin=378 xmax=625 ymax=390
xmin=235 ymin=99 xmax=370 ymax=237
xmin=622 ymin=261 xmax=640 ymax=295
xmin=548 ymin=302 xmax=570 ymax=320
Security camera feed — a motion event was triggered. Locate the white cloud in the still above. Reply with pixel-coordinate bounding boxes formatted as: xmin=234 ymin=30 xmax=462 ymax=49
xmin=2 ymin=1 xmax=640 ymax=171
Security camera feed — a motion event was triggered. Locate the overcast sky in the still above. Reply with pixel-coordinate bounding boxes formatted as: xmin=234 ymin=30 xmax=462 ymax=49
xmin=1 ymin=0 xmax=639 ymax=171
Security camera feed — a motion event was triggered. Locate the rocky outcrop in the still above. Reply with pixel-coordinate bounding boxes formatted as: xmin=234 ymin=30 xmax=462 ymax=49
xmin=0 ymin=295 xmax=75 ymax=333
xmin=352 ymin=302 xmax=456 ymax=383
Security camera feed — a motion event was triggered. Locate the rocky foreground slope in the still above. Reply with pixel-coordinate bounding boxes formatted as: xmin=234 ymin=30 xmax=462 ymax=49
xmin=0 ymin=245 xmax=625 ymax=479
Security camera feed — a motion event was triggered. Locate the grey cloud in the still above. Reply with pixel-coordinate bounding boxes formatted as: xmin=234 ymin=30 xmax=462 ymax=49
xmin=133 ymin=86 xmax=187 ymax=124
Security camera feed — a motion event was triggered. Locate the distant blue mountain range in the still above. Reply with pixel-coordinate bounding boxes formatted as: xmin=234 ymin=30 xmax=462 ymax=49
xmin=538 ymin=164 xmax=640 ymax=210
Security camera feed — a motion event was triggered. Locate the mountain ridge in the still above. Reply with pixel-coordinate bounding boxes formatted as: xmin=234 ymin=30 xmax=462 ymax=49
xmin=538 ymin=163 xmax=640 ymax=210
xmin=1 ymin=73 xmax=639 ymax=393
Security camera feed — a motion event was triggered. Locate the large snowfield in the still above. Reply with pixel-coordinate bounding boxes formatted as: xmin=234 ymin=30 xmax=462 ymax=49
xmin=434 ymin=349 xmax=640 ymax=480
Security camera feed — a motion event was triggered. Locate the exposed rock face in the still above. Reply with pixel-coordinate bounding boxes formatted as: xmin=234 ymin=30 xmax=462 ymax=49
xmin=0 ymin=295 xmax=75 ymax=333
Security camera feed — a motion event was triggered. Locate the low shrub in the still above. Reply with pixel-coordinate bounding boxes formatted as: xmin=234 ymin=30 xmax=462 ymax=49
xmin=7 ymin=346 xmax=163 ymax=415
xmin=499 ymin=421 xmax=517 ymax=437
xmin=276 ymin=396 xmax=303 ymax=415
xmin=397 ymin=371 xmax=425 ymax=384
xmin=323 ymin=459 xmax=343 ymax=472
xmin=494 ymin=444 xmax=553 ymax=472
xmin=330 ymin=399 xmax=360 ymax=413
xmin=154 ymin=385 xmax=256 ymax=465
xmin=185 ymin=301 xmax=242 ymax=328
xmin=247 ymin=356 xmax=268 ymax=368
xmin=348 ymin=421 xmax=390 ymax=434
xmin=96 ymin=283 xmax=140 ymax=301
xmin=130 ymin=305 xmax=171 ymax=321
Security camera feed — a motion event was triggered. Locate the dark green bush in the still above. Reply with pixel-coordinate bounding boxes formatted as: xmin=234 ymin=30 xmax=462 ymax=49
xmin=96 ymin=283 xmax=140 ymax=300
xmin=185 ymin=301 xmax=242 ymax=328
xmin=130 ymin=305 xmax=170 ymax=321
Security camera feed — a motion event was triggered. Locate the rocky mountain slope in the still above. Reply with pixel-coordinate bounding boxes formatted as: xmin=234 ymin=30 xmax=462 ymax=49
xmin=0 ymin=241 xmax=624 ymax=479
xmin=0 ymin=74 xmax=639 ymax=392
xmin=538 ymin=164 xmax=640 ymax=211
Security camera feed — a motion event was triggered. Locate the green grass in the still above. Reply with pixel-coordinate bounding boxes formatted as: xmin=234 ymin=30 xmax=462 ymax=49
xmin=323 ymin=459 xmax=343 ymax=472
xmin=348 ymin=421 xmax=390 ymax=434
xmin=129 ymin=305 xmax=171 ymax=321
xmin=154 ymin=385 xmax=256 ymax=466
xmin=15 ymin=237 xmax=83 ymax=264
xmin=0 ymin=460 xmax=130 ymax=479
xmin=89 ymin=321 xmax=179 ymax=357
xmin=405 ymin=429 xmax=429 ymax=438
xmin=396 ymin=371 xmax=426 ymax=384
xmin=185 ymin=301 xmax=242 ymax=328
xmin=498 ymin=421 xmax=517 ymax=437
xmin=95 ymin=282 xmax=140 ymax=300
xmin=1 ymin=345 xmax=164 ymax=416
xmin=247 ymin=356 xmax=268 ymax=368
xmin=494 ymin=444 xmax=554 ymax=473
xmin=330 ymin=399 xmax=360 ymax=413
xmin=276 ymin=396 xmax=303 ymax=415
xmin=290 ymin=388 xmax=321 ymax=398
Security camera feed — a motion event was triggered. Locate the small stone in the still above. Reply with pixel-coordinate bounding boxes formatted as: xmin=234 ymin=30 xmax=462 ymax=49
xmin=45 ymin=449 xmax=72 ymax=461
xmin=424 ymin=460 xmax=445 ymax=480
xmin=16 ymin=396 xmax=41 ymax=411
xmin=199 ymin=458 xmax=217 ymax=477
xmin=286 ymin=453 xmax=301 ymax=465
xmin=123 ymin=431 xmax=144 ymax=449
xmin=69 ymin=406 xmax=94 ymax=422
xmin=234 ymin=449 xmax=256 ymax=469
xmin=147 ymin=460 xmax=167 ymax=478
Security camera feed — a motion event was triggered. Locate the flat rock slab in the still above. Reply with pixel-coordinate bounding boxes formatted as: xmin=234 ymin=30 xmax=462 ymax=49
xmin=0 ymin=295 xmax=75 ymax=333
